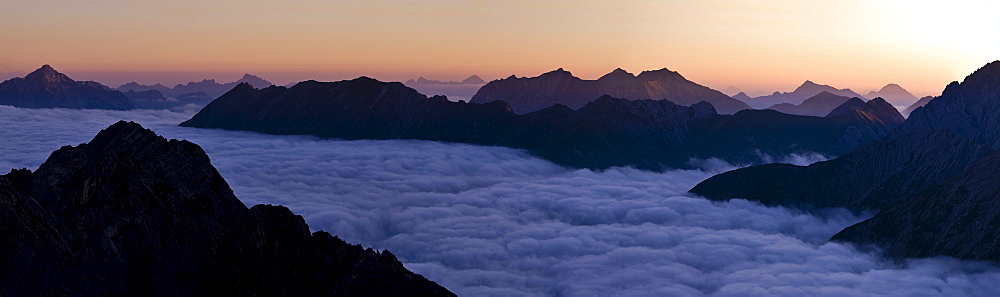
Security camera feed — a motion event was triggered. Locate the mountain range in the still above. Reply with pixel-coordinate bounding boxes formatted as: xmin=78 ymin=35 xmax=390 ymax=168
xmin=469 ymin=68 xmax=752 ymax=114
xmin=118 ymin=74 xmax=273 ymax=99
xmin=0 ymin=121 xmax=454 ymax=296
xmin=864 ymin=83 xmax=919 ymax=107
xmin=744 ymin=80 xmax=866 ymax=109
xmin=405 ymin=75 xmax=486 ymax=85
xmin=179 ymin=77 xmax=902 ymax=171
xmin=765 ymin=91 xmax=853 ymax=117
xmin=0 ymin=65 xmax=132 ymax=110
xmin=691 ymin=61 xmax=1000 ymax=261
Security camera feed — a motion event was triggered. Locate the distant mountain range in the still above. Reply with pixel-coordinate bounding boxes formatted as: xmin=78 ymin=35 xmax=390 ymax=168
xmin=864 ymin=83 xmax=918 ymax=107
xmin=0 ymin=65 xmax=132 ymax=110
xmin=405 ymin=75 xmax=485 ymax=85
xmin=469 ymin=68 xmax=752 ymax=114
xmin=691 ymin=61 xmax=1000 ymax=261
xmin=118 ymin=74 xmax=273 ymax=99
xmin=744 ymin=80 xmax=867 ymax=109
xmin=0 ymin=121 xmax=454 ymax=296
xmin=765 ymin=91 xmax=853 ymax=117
xmin=179 ymin=77 xmax=901 ymax=171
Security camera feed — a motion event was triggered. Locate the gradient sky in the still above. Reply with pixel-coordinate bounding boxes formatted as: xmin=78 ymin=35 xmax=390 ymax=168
xmin=2 ymin=0 xmax=998 ymax=97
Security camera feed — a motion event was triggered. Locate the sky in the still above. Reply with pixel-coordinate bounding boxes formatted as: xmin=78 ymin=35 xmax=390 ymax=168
xmin=3 ymin=106 xmax=999 ymax=295
xmin=2 ymin=0 xmax=999 ymax=97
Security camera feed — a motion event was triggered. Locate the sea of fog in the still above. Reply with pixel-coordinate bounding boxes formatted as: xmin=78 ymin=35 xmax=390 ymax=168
xmin=1 ymin=106 xmax=998 ymax=296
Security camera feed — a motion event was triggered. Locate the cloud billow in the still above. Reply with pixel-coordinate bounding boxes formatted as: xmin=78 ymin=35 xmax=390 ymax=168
xmin=1 ymin=105 xmax=997 ymax=296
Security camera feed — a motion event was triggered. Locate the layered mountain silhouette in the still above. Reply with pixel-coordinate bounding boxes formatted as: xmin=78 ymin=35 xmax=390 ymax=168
xmin=0 ymin=65 xmax=132 ymax=110
xmin=691 ymin=61 xmax=1000 ymax=261
xmin=405 ymin=75 xmax=485 ymax=85
xmin=765 ymin=91 xmax=853 ymax=117
xmin=181 ymin=77 xmax=900 ymax=171
xmin=118 ymin=74 xmax=273 ymax=99
xmin=902 ymin=95 xmax=934 ymax=116
xmin=865 ymin=83 xmax=919 ymax=107
xmin=469 ymin=68 xmax=752 ymax=114
xmin=746 ymin=80 xmax=866 ymax=109
xmin=731 ymin=92 xmax=752 ymax=102
xmin=0 ymin=121 xmax=454 ymax=296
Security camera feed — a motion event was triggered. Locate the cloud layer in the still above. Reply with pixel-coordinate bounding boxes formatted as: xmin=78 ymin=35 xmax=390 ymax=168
xmin=1 ymin=105 xmax=998 ymax=296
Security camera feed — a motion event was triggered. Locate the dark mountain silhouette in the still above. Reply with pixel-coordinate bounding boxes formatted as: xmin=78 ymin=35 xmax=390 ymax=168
xmin=746 ymin=80 xmax=866 ymax=109
xmin=687 ymin=106 xmax=901 ymax=164
xmin=902 ymin=95 xmax=933 ymax=116
xmin=865 ymin=83 xmax=918 ymax=107
xmin=0 ymin=121 xmax=454 ymax=296
xmin=825 ymin=97 xmax=866 ymax=117
xmin=0 ymin=65 xmax=132 ymax=110
xmin=181 ymin=77 xmax=898 ymax=171
xmin=765 ymin=91 xmax=852 ymax=117
xmin=469 ymin=68 xmax=751 ymax=114
xmin=117 ymin=74 xmax=273 ymax=99
xmin=731 ymin=92 xmax=752 ymax=102
xmin=122 ymin=89 xmax=181 ymax=110
xmin=690 ymin=61 xmax=1000 ymax=261
xmin=825 ymin=97 xmax=905 ymax=125
xmin=118 ymin=81 xmax=171 ymax=94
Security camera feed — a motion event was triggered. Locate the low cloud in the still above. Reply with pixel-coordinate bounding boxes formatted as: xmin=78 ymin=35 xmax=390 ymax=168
xmin=1 ymin=105 xmax=997 ymax=296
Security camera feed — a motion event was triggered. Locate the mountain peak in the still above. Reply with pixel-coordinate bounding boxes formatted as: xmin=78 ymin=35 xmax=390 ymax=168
xmin=460 ymin=75 xmax=485 ymax=84
xmin=636 ymin=68 xmax=683 ymax=81
xmin=24 ymin=64 xmax=70 ymax=82
xmin=597 ymin=67 xmax=636 ymax=82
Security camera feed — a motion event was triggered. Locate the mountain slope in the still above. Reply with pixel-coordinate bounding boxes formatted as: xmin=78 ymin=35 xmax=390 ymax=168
xmin=902 ymin=96 xmax=934 ymax=117
xmin=0 ymin=121 xmax=454 ymax=296
xmin=0 ymin=65 xmax=132 ymax=110
xmin=832 ymin=149 xmax=1000 ymax=261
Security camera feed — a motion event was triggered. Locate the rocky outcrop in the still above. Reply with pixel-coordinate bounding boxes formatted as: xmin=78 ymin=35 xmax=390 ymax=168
xmin=903 ymin=61 xmax=1000 ymax=147
xmin=902 ymin=95 xmax=934 ymax=117
xmin=746 ymin=80 xmax=866 ymax=109
xmin=0 ymin=65 xmax=133 ymax=110
xmin=864 ymin=83 xmax=919 ymax=107
xmin=765 ymin=91 xmax=852 ymax=117
xmin=832 ymin=149 xmax=1000 ymax=261
xmin=469 ymin=68 xmax=751 ymax=114
xmin=0 ymin=121 xmax=454 ymax=296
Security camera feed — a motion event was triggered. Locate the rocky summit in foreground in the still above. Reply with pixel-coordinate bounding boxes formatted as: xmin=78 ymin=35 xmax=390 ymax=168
xmin=0 ymin=65 xmax=133 ymax=110
xmin=181 ymin=77 xmax=902 ymax=171
xmin=468 ymin=67 xmax=751 ymax=114
xmin=0 ymin=121 xmax=454 ymax=296
xmin=691 ymin=61 xmax=1000 ymax=261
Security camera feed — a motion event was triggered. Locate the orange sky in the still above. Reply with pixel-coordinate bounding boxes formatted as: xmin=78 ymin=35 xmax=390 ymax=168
xmin=2 ymin=0 xmax=998 ymax=97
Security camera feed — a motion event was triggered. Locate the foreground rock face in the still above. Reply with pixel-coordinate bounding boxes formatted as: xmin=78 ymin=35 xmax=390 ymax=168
xmin=182 ymin=78 xmax=901 ymax=171
xmin=832 ymin=150 xmax=1000 ymax=261
xmin=0 ymin=65 xmax=133 ymax=110
xmin=469 ymin=68 xmax=751 ymax=114
xmin=0 ymin=121 xmax=454 ymax=296
xmin=691 ymin=61 xmax=1000 ymax=261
